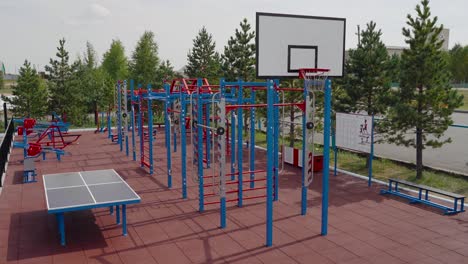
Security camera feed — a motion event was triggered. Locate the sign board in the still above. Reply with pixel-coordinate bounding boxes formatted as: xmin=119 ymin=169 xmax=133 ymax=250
xmin=336 ymin=112 xmax=373 ymax=153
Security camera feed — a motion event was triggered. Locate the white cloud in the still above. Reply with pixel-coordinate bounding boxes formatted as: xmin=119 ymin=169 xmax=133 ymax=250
xmin=89 ymin=3 xmax=110 ymax=18
xmin=65 ymin=2 xmax=111 ymax=26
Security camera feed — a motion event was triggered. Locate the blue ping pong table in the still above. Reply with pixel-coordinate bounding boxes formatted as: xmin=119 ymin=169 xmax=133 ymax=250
xmin=43 ymin=169 xmax=141 ymax=246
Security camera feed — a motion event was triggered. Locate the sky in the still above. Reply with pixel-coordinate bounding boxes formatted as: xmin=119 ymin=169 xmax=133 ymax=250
xmin=1 ymin=0 xmax=467 ymax=74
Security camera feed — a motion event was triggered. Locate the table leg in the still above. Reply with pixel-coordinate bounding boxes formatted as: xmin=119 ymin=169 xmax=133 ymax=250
xmin=110 ymin=206 xmax=114 ymax=215
xmin=425 ymin=190 xmax=429 ymax=200
xmin=454 ymin=198 xmax=458 ymax=212
xmin=57 ymin=213 xmax=65 ymax=246
xmin=122 ymin=204 xmax=127 ymax=236
xmin=116 ymin=205 xmax=120 ymax=224
xmin=461 ymin=198 xmax=465 ymax=211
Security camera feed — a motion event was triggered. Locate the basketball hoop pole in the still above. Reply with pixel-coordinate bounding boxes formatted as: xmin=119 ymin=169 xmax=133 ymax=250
xmin=321 ymin=78 xmax=331 ymax=236
xmin=298 ymin=68 xmax=331 ymax=236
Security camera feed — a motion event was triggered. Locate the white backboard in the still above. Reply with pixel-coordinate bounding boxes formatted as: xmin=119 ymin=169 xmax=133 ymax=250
xmin=256 ymin=12 xmax=346 ymax=78
xmin=336 ymin=113 xmax=373 ymax=153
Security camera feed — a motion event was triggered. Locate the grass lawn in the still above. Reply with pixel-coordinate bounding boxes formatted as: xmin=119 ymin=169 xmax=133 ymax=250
xmin=252 ymin=131 xmax=468 ymax=196
xmin=0 ymin=80 xmax=15 ymax=95
xmin=457 ymin=89 xmax=468 ymax=110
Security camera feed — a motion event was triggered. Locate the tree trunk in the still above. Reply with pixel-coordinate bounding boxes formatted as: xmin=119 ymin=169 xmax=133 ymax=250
xmin=416 ymin=127 xmax=423 ymax=179
xmin=289 ymin=107 xmax=295 ymax=147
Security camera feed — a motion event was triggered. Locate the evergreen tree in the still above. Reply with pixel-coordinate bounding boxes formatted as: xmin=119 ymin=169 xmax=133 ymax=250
xmin=448 ymin=44 xmax=468 ymax=83
xmin=2 ymin=60 xmax=48 ymax=118
xmin=158 ymin=60 xmax=177 ymax=83
xmin=64 ymin=58 xmax=88 ymax=125
xmin=388 ymin=54 xmax=401 ymax=84
xmin=102 ymin=39 xmax=129 ymax=81
xmin=222 ymin=18 xmax=256 ymax=81
xmin=84 ymin=41 xmax=97 ymax=70
xmin=129 ymin=31 xmax=160 ymax=85
xmin=380 ymin=0 xmax=463 ymax=179
xmin=45 ymin=38 xmax=72 ymax=118
xmin=185 ymin=26 xmax=221 ymax=82
xmin=344 ymin=21 xmax=392 ymax=116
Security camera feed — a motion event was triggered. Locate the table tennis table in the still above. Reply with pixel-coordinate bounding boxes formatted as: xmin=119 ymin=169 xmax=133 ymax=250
xmin=43 ymin=169 xmax=141 ymax=246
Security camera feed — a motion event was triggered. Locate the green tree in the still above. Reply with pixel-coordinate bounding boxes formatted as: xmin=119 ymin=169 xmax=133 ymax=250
xmin=158 ymin=60 xmax=178 ymax=83
xmin=2 ymin=60 xmax=48 ymax=118
xmin=448 ymin=44 xmax=468 ymax=83
xmin=222 ymin=18 xmax=256 ymax=81
xmin=102 ymin=39 xmax=129 ymax=81
xmin=388 ymin=54 xmax=401 ymax=84
xmin=129 ymin=31 xmax=160 ymax=85
xmin=185 ymin=26 xmax=222 ymax=82
xmin=84 ymin=41 xmax=97 ymax=69
xmin=45 ymin=38 xmax=72 ymax=118
xmin=344 ymin=21 xmax=392 ymax=116
xmin=380 ymin=0 xmax=463 ymax=179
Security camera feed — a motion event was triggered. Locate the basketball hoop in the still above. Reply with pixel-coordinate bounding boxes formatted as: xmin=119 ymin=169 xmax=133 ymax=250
xmin=298 ymin=68 xmax=330 ymax=92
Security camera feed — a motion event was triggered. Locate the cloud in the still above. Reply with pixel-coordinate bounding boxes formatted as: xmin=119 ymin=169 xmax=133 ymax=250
xmin=65 ymin=2 xmax=111 ymax=26
xmin=89 ymin=3 xmax=110 ymax=18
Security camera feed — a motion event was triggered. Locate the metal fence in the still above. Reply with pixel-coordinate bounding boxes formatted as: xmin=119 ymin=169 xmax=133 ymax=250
xmin=0 ymin=119 xmax=14 ymax=187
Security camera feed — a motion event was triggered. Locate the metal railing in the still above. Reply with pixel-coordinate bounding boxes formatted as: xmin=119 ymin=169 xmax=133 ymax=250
xmin=0 ymin=119 xmax=14 ymax=187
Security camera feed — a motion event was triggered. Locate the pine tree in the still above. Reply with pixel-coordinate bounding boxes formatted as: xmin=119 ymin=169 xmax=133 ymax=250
xmin=185 ymin=26 xmax=221 ymax=82
xmin=102 ymin=39 xmax=129 ymax=81
xmin=45 ymin=38 xmax=72 ymax=118
xmin=1 ymin=60 xmax=48 ymax=118
xmin=381 ymin=0 xmax=463 ymax=179
xmin=448 ymin=44 xmax=468 ymax=83
xmin=344 ymin=21 xmax=392 ymax=116
xmin=84 ymin=41 xmax=97 ymax=70
xmin=129 ymin=31 xmax=160 ymax=85
xmin=222 ymin=18 xmax=255 ymax=81
xmin=158 ymin=60 xmax=177 ymax=83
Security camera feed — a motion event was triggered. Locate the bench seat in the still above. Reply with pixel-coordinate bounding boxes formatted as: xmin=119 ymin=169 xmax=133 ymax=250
xmin=380 ymin=178 xmax=465 ymax=215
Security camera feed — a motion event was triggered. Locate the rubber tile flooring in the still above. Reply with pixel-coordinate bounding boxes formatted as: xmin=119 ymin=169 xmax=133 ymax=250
xmin=0 ymin=131 xmax=467 ymax=264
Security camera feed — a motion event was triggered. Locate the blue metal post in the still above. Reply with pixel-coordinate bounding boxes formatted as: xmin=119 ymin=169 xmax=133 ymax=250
xmin=147 ymin=84 xmax=154 ymax=175
xmin=249 ymin=89 xmax=256 ymax=189
xmin=131 ymin=80 xmax=137 ymax=161
xmin=122 ymin=204 xmax=127 ymax=236
xmin=273 ymin=81 xmax=280 ymax=201
xmin=180 ymin=93 xmax=187 ymax=198
xmin=301 ymin=80 xmax=308 ymax=216
xmin=118 ymin=82 xmax=123 ymax=151
xmin=57 ymin=213 xmax=65 ymax=246
xmin=164 ymin=84 xmax=172 ymax=188
xmin=368 ymin=115 xmax=375 ymax=187
xmin=139 ymin=87 xmax=144 ymax=168
xmin=266 ymin=80 xmax=274 ymax=247
xmin=321 ymin=79 xmax=331 ymax=236
xmin=109 ymin=206 xmax=114 ymax=215
xmin=23 ymin=128 xmax=27 ymax=158
xmin=197 ymin=90 xmax=205 ymax=212
xmin=107 ymin=111 xmax=111 ymax=139
xmin=237 ymin=80 xmax=244 ymax=208
xmin=221 ymin=196 xmax=226 ymax=228
xmin=173 ymin=101 xmax=177 ymax=153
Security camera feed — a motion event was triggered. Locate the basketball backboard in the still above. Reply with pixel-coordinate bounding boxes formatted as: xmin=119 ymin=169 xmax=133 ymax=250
xmin=256 ymin=12 xmax=346 ymax=78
